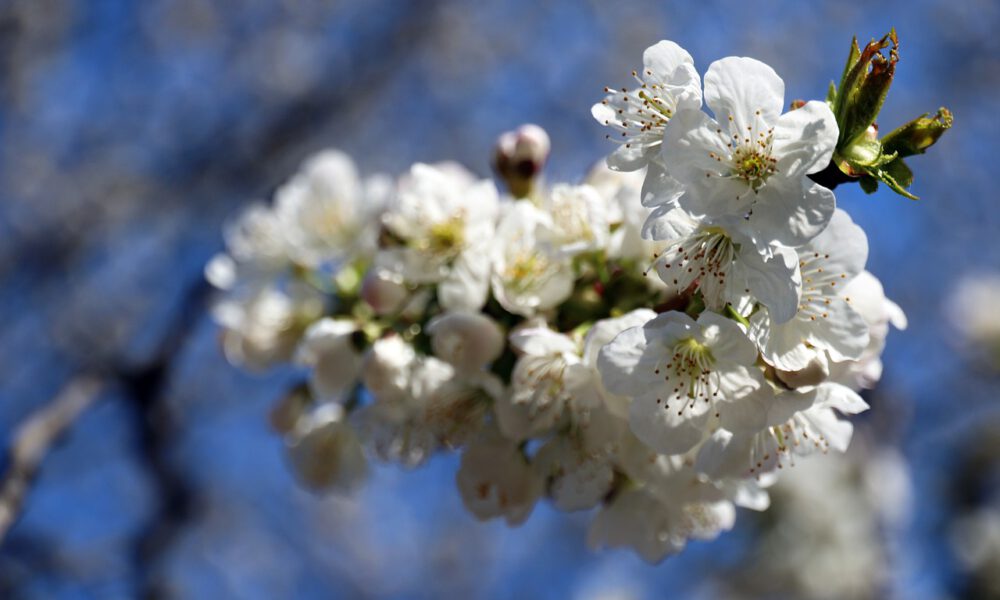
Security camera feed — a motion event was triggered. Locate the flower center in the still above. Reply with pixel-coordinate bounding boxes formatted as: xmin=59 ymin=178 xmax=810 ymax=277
xmin=705 ymin=109 xmax=778 ymax=195
xmin=692 ymin=228 xmax=737 ymax=274
xmin=424 ymin=216 xmax=466 ymax=254
xmin=653 ymin=337 xmax=718 ymax=409
xmin=598 ymin=69 xmax=677 ymax=150
xmin=505 ymin=252 xmax=551 ymax=294
xmin=732 ymin=146 xmax=776 ymax=190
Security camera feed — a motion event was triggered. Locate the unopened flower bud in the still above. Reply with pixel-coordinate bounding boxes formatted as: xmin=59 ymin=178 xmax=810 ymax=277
xmin=361 ymin=335 xmax=416 ymax=403
xmin=269 ymin=383 xmax=312 ymax=434
xmin=493 ymin=124 xmax=550 ymax=198
xmin=295 ymin=318 xmax=362 ymax=400
xmin=426 ymin=312 xmax=504 ymax=373
xmin=864 ymin=122 xmax=879 ymax=142
xmin=360 ymin=268 xmax=408 ymax=315
xmin=287 ymin=404 xmax=367 ymax=492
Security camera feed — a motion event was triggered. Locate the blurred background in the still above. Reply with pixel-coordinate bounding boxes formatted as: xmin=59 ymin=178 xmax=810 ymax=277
xmin=0 ymin=0 xmax=997 ymax=598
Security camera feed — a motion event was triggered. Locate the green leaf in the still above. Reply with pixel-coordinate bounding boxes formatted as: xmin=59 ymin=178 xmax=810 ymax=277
xmin=838 ymin=30 xmax=898 ymax=147
xmin=836 ymin=36 xmax=861 ymax=109
xmin=883 ymin=157 xmax=914 ymax=189
xmin=881 ymin=107 xmax=953 ymax=158
xmin=859 ymin=176 xmax=879 ymax=194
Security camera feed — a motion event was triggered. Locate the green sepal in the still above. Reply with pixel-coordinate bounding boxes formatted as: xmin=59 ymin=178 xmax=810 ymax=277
xmin=864 ymin=164 xmax=919 ymax=200
xmin=684 ymin=292 xmax=705 ymax=319
xmin=724 ymin=304 xmax=750 ymax=328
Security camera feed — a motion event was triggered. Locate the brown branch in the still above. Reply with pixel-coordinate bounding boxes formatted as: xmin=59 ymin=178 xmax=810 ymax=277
xmin=0 ymin=376 xmax=104 ymax=542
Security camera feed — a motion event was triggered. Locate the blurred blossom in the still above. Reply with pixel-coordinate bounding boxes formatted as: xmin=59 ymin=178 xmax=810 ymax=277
xmin=713 ymin=443 xmax=913 ymax=600
xmin=950 ymin=506 xmax=1000 ymax=598
xmin=946 ymin=273 xmax=1000 ymax=367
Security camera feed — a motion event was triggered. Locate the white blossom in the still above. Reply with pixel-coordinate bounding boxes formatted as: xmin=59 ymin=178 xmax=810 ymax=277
xmin=286 ymin=403 xmax=367 ymax=493
xmin=418 ymin=370 xmax=502 ymax=448
xmin=294 ymin=318 xmax=362 ymax=401
xmin=583 ymin=163 xmax=663 ymax=264
xmin=213 ymin=281 xmax=324 ymax=371
xmin=598 ymin=310 xmax=770 ymax=455
xmin=564 ymin=309 xmax=657 ymax=451
xmin=644 ymin=207 xmax=802 ymax=322
xmin=426 ymin=312 xmax=505 ymax=373
xmin=490 ymin=200 xmax=574 ymax=317
xmin=592 ymin=40 xmax=702 ymax=172
xmin=456 ymin=425 xmax=543 ymax=526
xmin=750 ymin=209 xmax=870 ymax=370
xmin=695 ymin=382 xmax=869 ymax=480
xmin=655 ymin=57 xmax=839 ymax=249
xmin=533 ymin=436 xmax=615 ymax=512
xmin=361 ymin=334 xmax=417 ymax=404
xmin=542 ymin=183 xmax=611 ymax=256
xmin=275 ymin=150 xmax=389 ymax=268
xmin=354 ymin=355 xmax=450 ymax=467
xmin=588 ymin=453 xmax=736 ymax=563
xmin=206 ymin=36 xmax=921 ymax=563
xmin=827 ymin=270 xmax=907 ymax=390
xmin=494 ymin=326 xmax=579 ymax=440
xmin=378 ymin=163 xmax=498 ymax=311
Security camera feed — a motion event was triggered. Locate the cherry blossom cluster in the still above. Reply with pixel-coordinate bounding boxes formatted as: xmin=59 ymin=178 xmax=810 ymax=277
xmin=208 ymin=38 xmax=933 ymax=562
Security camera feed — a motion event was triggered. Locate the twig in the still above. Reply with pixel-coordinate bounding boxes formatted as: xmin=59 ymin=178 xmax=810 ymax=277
xmin=0 ymin=376 xmax=104 ymax=542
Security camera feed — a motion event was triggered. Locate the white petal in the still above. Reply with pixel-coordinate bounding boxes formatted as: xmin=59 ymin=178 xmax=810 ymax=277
xmin=641 ymin=205 xmax=699 ymax=241
xmin=438 ymin=250 xmax=491 ymax=312
xmin=606 ymin=144 xmax=651 ymax=172
xmin=814 ymin=382 xmax=869 ymax=415
xmin=735 ymin=244 xmax=802 ymax=324
xmin=641 ymin=158 xmax=685 ymax=208
xmin=596 ymin=326 xmax=653 ymax=396
xmin=510 ymin=327 xmax=578 ymax=357
xmin=697 ymin=310 xmax=758 ymax=365
xmin=629 ymin=393 xmax=709 ymax=455
xmin=643 ymin=41 xmax=695 ymax=85
xmin=663 ymin=109 xmax=730 ymax=175
xmin=772 ymin=100 xmax=839 ymax=178
xmin=753 ymin=309 xmax=820 ymax=371
xmin=695 ymin=429 xmax=749 ymax=479
xmin=799 ymin=406 xmax=854 ymax=453
xmin=747 ymin=178 xmax=836 ymax=248
xmin=803 ymin=208 xmax=869 ymax=283
xmin=806 ymin=299 xmax=871 ymax=362
xmin=597 ymin=312 xmax=697 ymax=396
xmin=704 ymin=57 xmax=784 ymax=130
xmin=582 ymin=309 xmax=658 ymax=366
xmin=716 ymin=366 xmax=770 ymax=433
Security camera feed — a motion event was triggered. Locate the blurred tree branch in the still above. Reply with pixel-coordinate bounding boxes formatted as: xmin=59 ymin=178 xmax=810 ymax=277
xmin=0 ymin=0 xmax=445 ymax=593
xmin=0 ymin=376 xmax=104 ymax=543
